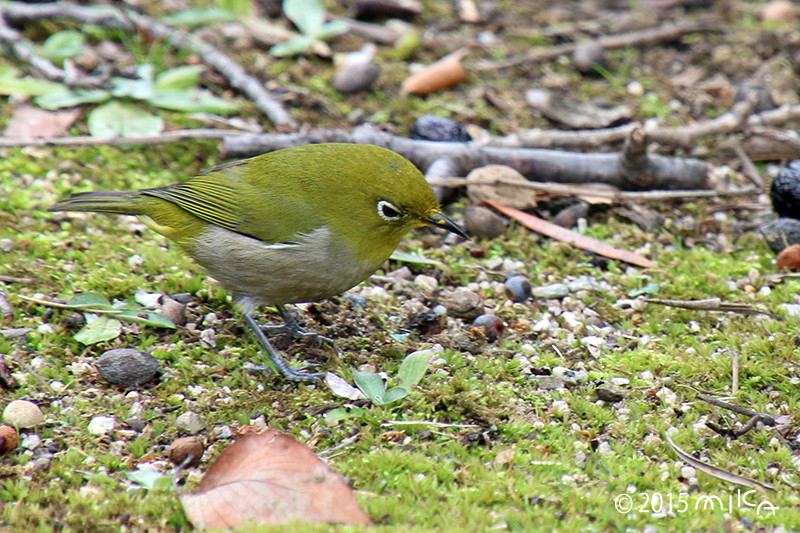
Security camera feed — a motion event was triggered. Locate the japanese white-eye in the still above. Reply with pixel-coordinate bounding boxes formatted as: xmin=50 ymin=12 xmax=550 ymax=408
xmin=49 ymin=143 xmax=466 ymax=381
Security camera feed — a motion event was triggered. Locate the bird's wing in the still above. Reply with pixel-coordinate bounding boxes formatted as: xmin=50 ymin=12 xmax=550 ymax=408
xmin=141 ymin=173 xmax=322 ymax=244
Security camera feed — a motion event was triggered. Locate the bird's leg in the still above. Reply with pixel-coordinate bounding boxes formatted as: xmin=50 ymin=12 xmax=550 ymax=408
xmin=259 ymin=304 xmax=340 ymax=356
xmin=242 ymin=312 xmax=324 ymax=382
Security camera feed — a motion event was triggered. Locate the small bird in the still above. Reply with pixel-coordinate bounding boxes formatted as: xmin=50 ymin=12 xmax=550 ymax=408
xmin=49 ymin=143 xmax=466 ymax=381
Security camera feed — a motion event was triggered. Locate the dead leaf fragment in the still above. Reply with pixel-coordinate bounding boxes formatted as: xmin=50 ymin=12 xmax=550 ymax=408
xmin=467 ymin=165 xmax=537 ymax=209
xmin=402 ymin=49 xmax=468 ymax=96
xmin=4 ymin=106 xmax=80 ymax=138
xmin=180 ymin=429 xmax=371 ymax=530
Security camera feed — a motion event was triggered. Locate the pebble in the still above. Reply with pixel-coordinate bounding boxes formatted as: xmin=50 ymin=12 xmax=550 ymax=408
xmin=550 ymin=400 xmax=570 ymax=417
xmin=463 ymin=206 xmax=507 ymax=239
xmin=532 ymin=283 xmax=569 ymax=299
xmin=96 ymin=348 xmax=160 ymax=387
xmin=0 ymin=425 xmax=18 ymax=454
xmin=332 ymin=44 xmax=380 ymax=94
xmin=414 ymin=274 xmax=439 ymax=292
xmin=199 ymin=328 xmax=216 ymax=348
xmin=552 ymin=366 xmax=589 ymax=387
xmin=442 ymin=287 xmax=483 ymax=319
xmin=125 ymin=415 xmax=146 ymax=432
xmin=3 ymin=400 xmax=44 ymax=428
xmin=176 ymin=411 xmax=206 ymax=435
xmin=595 ymin=382 xmax=625 ymax=402
xmin=20 ymin=433 xmax=41 ymax=450
xmin=87 ymin=415 xmax=116 ymax=436
xmin=567 ymin=276 xmax=602 ymax=292
xmin=535 ymin=376 xmax=565 ymax=390
xmin=596 ymin=441 xmax=613 ymax=456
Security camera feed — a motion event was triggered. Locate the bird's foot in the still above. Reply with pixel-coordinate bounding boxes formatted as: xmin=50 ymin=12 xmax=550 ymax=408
xmin=259 ymin=323 xmax=340 ymax=356
xmin=243 ymin=313 xmax=326 ymax=382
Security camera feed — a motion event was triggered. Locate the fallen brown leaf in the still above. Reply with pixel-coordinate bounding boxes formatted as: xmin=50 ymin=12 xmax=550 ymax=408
xmin=401 ymin=49 xmax=468 ymax=95
xmin=4 ymin=106 xmax=80 ymax=138
xmin=180 ymin=429 xmax=371 ymax=530
xmin=485 ymin=200 xmax=658 ymax=269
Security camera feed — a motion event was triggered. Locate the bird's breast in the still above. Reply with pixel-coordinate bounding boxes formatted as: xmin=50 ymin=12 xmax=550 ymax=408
xmin=189 ymin=224 xmax=384 ymax=306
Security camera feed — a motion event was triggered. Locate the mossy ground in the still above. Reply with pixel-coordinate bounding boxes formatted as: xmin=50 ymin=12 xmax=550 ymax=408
xmin=1 ymin=1 xmax=800 ymax=531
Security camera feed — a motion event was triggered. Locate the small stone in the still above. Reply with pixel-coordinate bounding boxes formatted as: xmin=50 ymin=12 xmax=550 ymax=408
xmin=760 ymin=217 xmax=800 ymax=254
xmin=3 ymin=400 xmax=44 ymax=428
xmin=160 ymin=296 xmax=186 ymax=326
xmin=552 ymin=366 xmax=588 ymax=387
xmin=532 ymin=283 xmax=569 ymax=299
xmin=442 ymin=287 xmax=483 ymax=319
xmin=596 ymin=441 xmax=613 ymax=456
xmin=125 ymin=415 xmax=146 ymax=432
xmin=87 ymin=415 xmax=116 ymax=436
xmin=199 ymin=328 xmax=216 ymax=348
xmin=656 ymin=387 xmax=678 ymax=406
xmin=734 ymin=79 xmax=775 ymax=113
xmin=176 ymin=411 xmax=206 ymax=435
xmin=20 ymin=433 xmax=41 ymax=450
xmin=332 ymin=44 xmax=380 ymax=94
xmin=414 ymin=274 xmax=439 ymax=292
xmin=169 ymin=436 xmax=205 ymax=467
xmin=626 ymin=81 xmax=644 ymax=96
xmin=410 ymin=114 xmax=470 ymax=142
xmin=535 ymin=376 xmax=565 ymax=390
xmin=680 ymin=465 xmax=695 ymax=478
xmin=466 ymin=165 xmax=536 ymax=209
xmin=783 ymin=303 xmax=800 ymax=318
xmin=568 ymin=276 xmax=602 ymax=292
xmin=96 ymin=348 xmax=160 ymax=387
xmin=552 ymin=202 xmax=588 ymax=228
xmin=494 ymin=448 xmax=515 ymax=467
xmin=30 ymin=456 xmax=51 ymax=473
xmin=595 ymin=382 xmax=625 ymax=402
xmin=762 ymin=0 xmax=799 ymax=22
xmin=463 ymin=206 xmax=507 ymax=239
xmin=0 ymin=238 xmax=12 ymax=252
xmin=550 ymin=400 xmax=570 ymax=417
xmin=572 ymin=41 xmax=606 ymax=73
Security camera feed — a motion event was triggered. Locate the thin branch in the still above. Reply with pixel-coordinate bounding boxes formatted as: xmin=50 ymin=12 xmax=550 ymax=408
xmin=0 ymin=7 xmax=106 ymax=88
xmin=0 ymin=1 xmax=294 ymax=127
xmin=696 ymin=393 xmax=776 ymax=426
xmin=476 ymin=21 xmax=723 ymax=71
xmin=0 ymin=128 xmax=243 ymax=147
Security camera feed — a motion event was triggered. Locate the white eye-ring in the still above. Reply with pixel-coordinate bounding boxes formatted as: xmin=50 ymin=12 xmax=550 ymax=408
xmin=377 ymin=200 xmax=402 ymax=221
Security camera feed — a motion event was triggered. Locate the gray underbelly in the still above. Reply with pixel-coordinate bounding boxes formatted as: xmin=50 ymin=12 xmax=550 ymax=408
xmin=190 ymin=225 xmax=378 ymax=305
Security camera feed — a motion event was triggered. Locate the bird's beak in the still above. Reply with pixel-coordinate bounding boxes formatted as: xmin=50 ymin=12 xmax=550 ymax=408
xmin=425 ymin=212 xmax=469 ymax=239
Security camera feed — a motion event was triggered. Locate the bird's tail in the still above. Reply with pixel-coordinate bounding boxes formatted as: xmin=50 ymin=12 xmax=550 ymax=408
xmin=48 ymin=191 xmax=143 ymax=215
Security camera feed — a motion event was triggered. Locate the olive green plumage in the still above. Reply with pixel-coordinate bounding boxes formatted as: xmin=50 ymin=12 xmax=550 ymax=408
xmin=49 ymin=143 xmax=465 ymax=381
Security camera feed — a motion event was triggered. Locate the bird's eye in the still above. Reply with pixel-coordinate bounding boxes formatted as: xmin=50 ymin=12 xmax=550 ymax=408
xmin=377 ymin=200 xmax=402 ymax=221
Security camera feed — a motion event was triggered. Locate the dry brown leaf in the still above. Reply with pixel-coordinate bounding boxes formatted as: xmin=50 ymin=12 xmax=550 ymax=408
xmin=4 ymin=106 xmax=80 ymax=138
xmin=485 ymin=200 xmax=658 ymax=269
xmin=401 ymin=49 xmax=468 ymax=95
xmin=180 ymin=429 xmax=371 ymax=530
xmin=466 ymin=165 xmax=537 ymax=209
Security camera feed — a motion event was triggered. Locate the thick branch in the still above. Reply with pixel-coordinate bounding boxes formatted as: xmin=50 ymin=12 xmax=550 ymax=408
xmin=222 ymin=126 xmax=710 ymax=190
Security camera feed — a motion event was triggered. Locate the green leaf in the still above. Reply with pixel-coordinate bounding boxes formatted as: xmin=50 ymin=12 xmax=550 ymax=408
xmin=382 ymin=387 xmax=408 ymax=404
xmin=115 ymin=309 xmax=176 ymax=329
xmin=160 ymin=8 xmax=238 ymax=28
xmin=35 ymin=88 xmax=110 ymax=110
xmin=628 ymin=282 xmax=659 ymax=297
xmin=269 ymin=35 xmax=316 ymax=57
xmin=74 ymin=315 xmax=122 ymax=345
xmin=352 ymin=370 xmax=386 ymax=405
xmin=67 ymin=293 xmax=113 ymax=310
xmin=396 ymin=349 xmax=432 ymax=389
xmin=39 ymin=30 xmax=85 ymax=64
xmin=217 ymin=0 xmax=253 ymax=16
xmin=283 ymin=0 xmax=325 ymax=36
xmin=389 ymin=250 xmax=443 ymax=267
xmin=88 ymin=101 xmax=164 ymax=137
xmin=0 ymin=76 xmax=65 ymax=96
xmin=126 ymin=470 xmax=173 ymax=491
xmin=154 ymin=65 xmax=205 ymax=91
xmin=146 ymin=89 xmax=237 ymax=114
xmin=314 ymin=20 xmax=348 ymax=40
xmin=323 ymin=407 xmax=367 ymax=423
